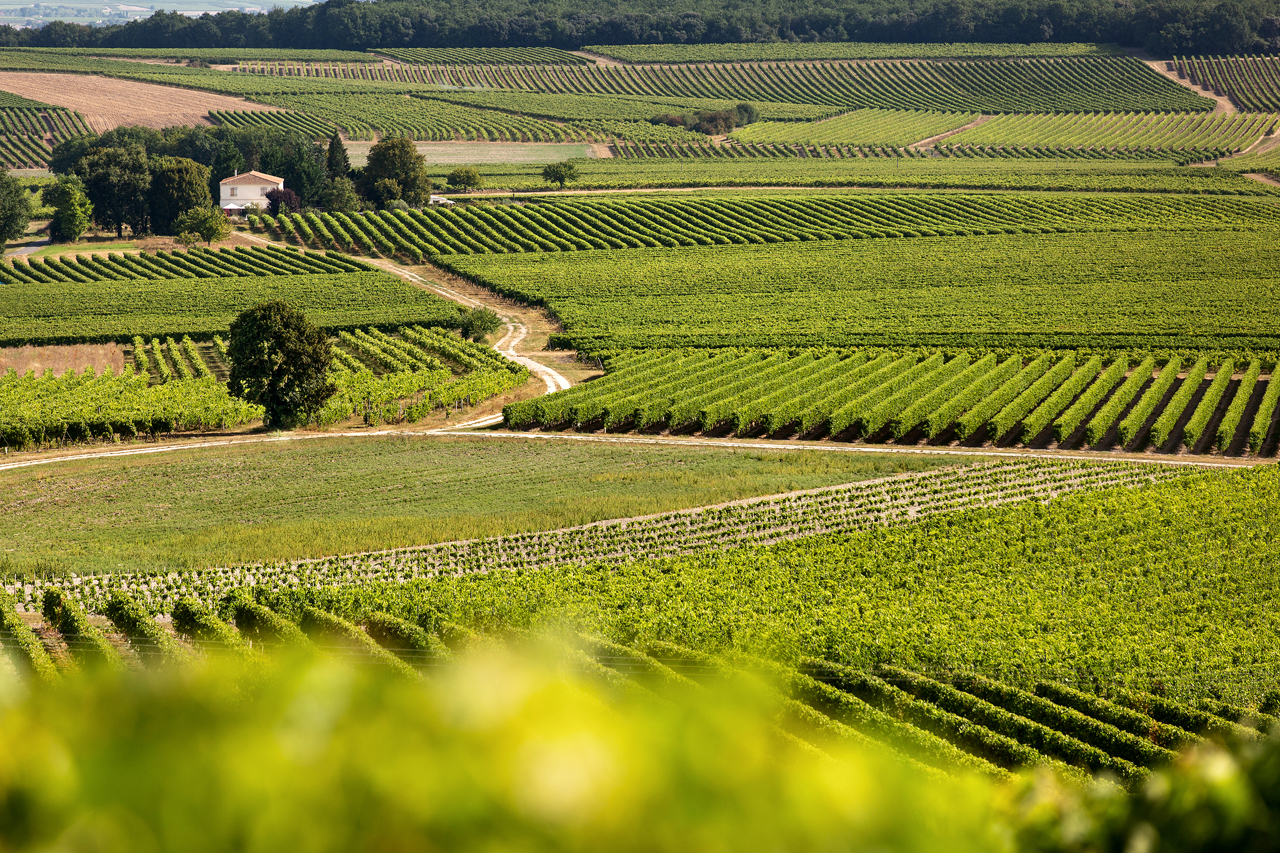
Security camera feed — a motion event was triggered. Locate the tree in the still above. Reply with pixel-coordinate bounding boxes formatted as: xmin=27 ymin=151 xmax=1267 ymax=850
xmin=364 ymin=137 xmax=431 ymax=206
xmin=446 ymin=167 xmax=481 ymax=192
xmin=226 ymin=300 xmax=335 ymax=430
xmin=75 ymin=145 xmax=150 ymax=237
xmin=208 ymin=141 xmax=245 ymax=201
xmin=320 ymin=175 xmax=360 ymax=212
xmin=460 ymin=307 xmax=502 ymax=342
xmin=148 ymin=156 xmax=212 ymax=236
xmin=373 ymin=177 xmax=402 ymax=208
xmin=259 ymin=134 xmax=327 ymax=207
xmin=175 ymin=206 xmax=231 ymax=246
xmin=45 ymin=175 xmax=93 ymax=243
xmin=0 ymin=170 xmax=31 ymax=245
xmin=47 ymin=134 xmax=97 ymax=176
xmin=325 ymin=131 xmax=349 ymax=178
xmin=541 ymin=161 xmax=578 ymax=190
xmin=265 ymin=187 xmax=301 ymax=216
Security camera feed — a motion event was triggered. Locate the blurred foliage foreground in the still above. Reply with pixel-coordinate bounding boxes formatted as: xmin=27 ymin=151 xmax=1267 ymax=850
xmin=0 ymin=645 xmax=1279 ymax=852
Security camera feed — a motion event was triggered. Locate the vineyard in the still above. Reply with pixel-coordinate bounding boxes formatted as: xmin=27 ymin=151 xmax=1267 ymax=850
xmin=441 ymin=230 xmax=1280 ymax=352
xmin=247 ymin=92 xmax=585 ymax=141
xmin=421 ymin=156 xmax=1279 ymax=194
xmin=374 ymin=47 xmax=590 ymax=65
xmin=0 ymin=365 xmax=262 ymax=449
xmin=16 ymin=459 xmax=1175 ymax=614
xmin=730 ymin=108 xmax=976 ymax=146
xmin=251 ymin=194 xmax=1280 ymax=263
xmin=416 ymin=89 xmax=835 ymax=123
xmin=208 ymin=108 xmax=336 ymax=137
xmin=943 ymin=110 xmax=1278 ymax=153
xmin=0 ymin=245 xmax=462 ymax=345
xmin=503 ymin=348 xmax=1280 ymax=455
xmin=1171 ymin=55 xmax=1280 ymax=112
xmin=1 ymin=324 xmax=528 ymax=449
xmin=583 ymin=42 xmax=1126 ymax=63
xmin=232 ymin=56 xmax=1211 ymax=114
xmin=6 ymin=460 xmax=1280 ymax=774
xmin=0 ymin=104 xmax=92 ymax=168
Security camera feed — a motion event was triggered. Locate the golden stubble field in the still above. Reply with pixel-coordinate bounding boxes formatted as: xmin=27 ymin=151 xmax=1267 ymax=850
xmin=0 ymin=72 xmax=281 ymax=132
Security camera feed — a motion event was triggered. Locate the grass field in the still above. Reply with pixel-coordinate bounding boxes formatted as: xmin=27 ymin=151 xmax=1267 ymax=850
xmin=444 ymin=230 xmax=1280 ymax=352
xmin=0 ymin=436 xmax=967 ymax=575
xmin=434 ymin=157 xmax=1279 ymax=195
xmin=347 ymin=141 xmax=596 ymax=168
xmin=307 ymin=463 xmax=1280 ymax=703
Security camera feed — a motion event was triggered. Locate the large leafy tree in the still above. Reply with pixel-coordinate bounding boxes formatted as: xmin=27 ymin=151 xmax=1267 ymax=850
xmin=148 ymin=156 xmax=212 ymax=235
xmin=45 ymin=175 xmax=93 ymax=243
xmin=175 ymin=206 xmax=231 ymax=246
xmin=47 ymin=134 xmax=97 ymax=176
xmin=227 ymin=301 xmax=335 ymax=430
xmin=541 ymin=161 xmax=578 ymax=190
xmin=0 ymin=170 xmax=31 ymax=245
xmin=363 ymin=137 xmax=431 ymax=207
xmin=75 ymin=145 xmax=150 ymax=237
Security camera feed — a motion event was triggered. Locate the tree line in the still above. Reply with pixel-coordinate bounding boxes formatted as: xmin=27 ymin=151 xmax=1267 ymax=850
xmin=1 ymin=0 xmax=1278 ymax=58
xmin=44 ymin=125 xmax=440 ymax=241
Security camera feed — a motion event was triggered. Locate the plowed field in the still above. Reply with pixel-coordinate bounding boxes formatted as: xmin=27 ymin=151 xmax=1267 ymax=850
xmin=0 ymin=72 xmax=280 ymax=132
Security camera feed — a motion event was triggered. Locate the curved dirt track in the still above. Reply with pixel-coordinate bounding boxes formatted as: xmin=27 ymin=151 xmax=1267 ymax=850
xmin=240 ymin=232 xmax=572 ymax=401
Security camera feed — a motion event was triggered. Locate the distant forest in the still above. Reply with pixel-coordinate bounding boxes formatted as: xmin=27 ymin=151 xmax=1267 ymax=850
xmin=1 ymin=0 xmax=1277 ymax=58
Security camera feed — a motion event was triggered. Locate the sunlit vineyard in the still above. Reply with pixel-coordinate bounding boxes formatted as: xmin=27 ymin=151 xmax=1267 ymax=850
xmin=442 ymin=229 xmax=1280 ymax=353
xmin=584 ymin=42 xmax=1126 ymax=63
xmin=0 ymin=245 xmax=462 ymax=345
xmin=7 ymin=459 xmax=1179 ymax=613
xmin=1171 ymin=55 xmax=1280 ymax=111
xmin=504 ymin=348 xmax=1280 ymax=455
xmin=208 ymin=108 xmax=336 ymax=137
xmin=0 ymin=322 xmax=528 ymax=449
xmin=254 ymin=194 xmax=1280 ymax=262
xmin=248 ymin=92 xmax=585 ymax=141
xmin=945 ymin=110 xmax=1278 ymax=152
xmin=235 ymin=56 xmax=1211 ymax=113
xmin=0 ymin=365 xmax=262 ymax=449
xmin=375 ymin=47 xmax=590 ymax=64
xmin=0 ymin=104 xmax=92 ymax=168
xmin=418 ymin=89 xmax=834 ymax=123
xmin=730 ymin=108 xmax=976 ymax=146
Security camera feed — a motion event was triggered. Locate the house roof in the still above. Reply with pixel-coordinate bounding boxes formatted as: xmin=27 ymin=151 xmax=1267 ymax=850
xmin=220 ymin=170 xmax=284 ymax=186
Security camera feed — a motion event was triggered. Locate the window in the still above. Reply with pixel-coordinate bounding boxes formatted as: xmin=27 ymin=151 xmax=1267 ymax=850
xmin=229 ymin=186 xmax=237 ymax=197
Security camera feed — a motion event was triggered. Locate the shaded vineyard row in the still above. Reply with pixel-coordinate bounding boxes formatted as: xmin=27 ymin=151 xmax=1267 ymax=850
xmin=248 ymin=194 xmax=1280 ymax=263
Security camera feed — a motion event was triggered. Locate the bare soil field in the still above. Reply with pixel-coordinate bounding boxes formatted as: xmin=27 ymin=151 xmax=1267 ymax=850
xmin=345 ymin=141 xmax=597 ymax=167
xmin=0 ymin=343 xmax=124 ymax=376
xmin=0 ymin=72 xmax=281 ymax=132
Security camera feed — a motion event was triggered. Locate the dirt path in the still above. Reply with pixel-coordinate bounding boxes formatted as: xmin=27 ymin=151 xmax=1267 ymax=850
xmin=1245 ymin=172 xmax=1280 ymax=187
xmin=0 ymin=72 xmax=282 ymax=132
xmin=0 ymin=424 xmax=1259 ymax=477
xmin=1141 ymin=59 xmax=1235 ymax=113
xmin=365 ymin=257 xmax=573 ymax=400
xmin=238 ymin=232 xmax=575 ymax=398
xmin=909 ymin=114 xmax=994 ymax=149
xmin=571 ymin=51 xmax=626 ymax=66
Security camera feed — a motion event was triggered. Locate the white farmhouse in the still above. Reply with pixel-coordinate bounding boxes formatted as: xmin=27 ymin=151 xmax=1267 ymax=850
xmin=219 ymin=170 xmax=284 ymax=214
